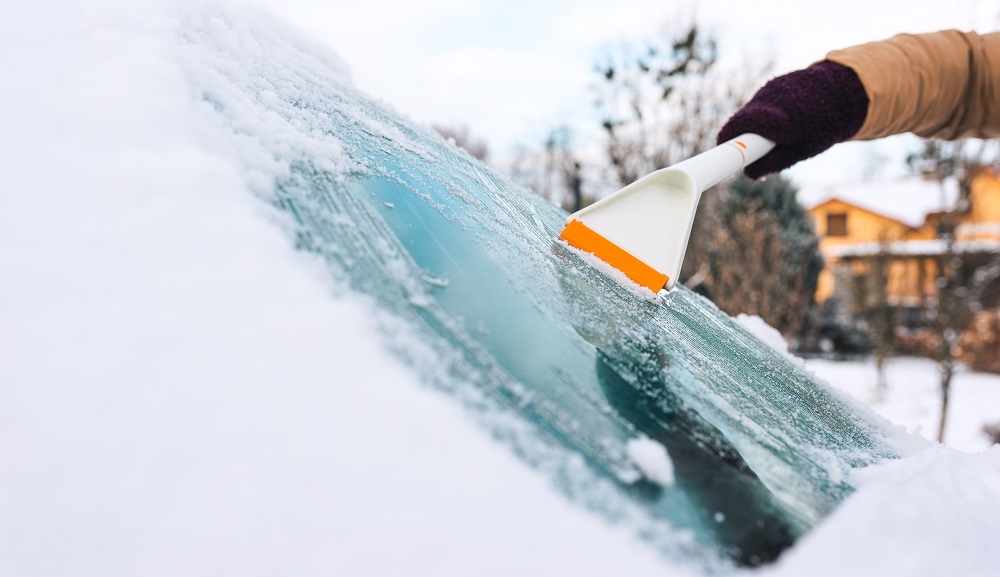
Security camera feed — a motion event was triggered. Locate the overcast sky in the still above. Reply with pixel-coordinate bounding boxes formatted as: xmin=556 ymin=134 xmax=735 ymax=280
xmin=259 ymin=0 xmax=999 ymax=200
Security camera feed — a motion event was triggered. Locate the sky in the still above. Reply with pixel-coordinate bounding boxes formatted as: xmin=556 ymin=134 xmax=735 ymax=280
xmin=259 ymin=0 xmax=1000 ymax=201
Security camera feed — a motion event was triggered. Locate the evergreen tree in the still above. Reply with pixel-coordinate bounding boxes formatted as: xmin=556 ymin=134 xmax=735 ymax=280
xmin=704 ymin=175 xmax=824 ymax=340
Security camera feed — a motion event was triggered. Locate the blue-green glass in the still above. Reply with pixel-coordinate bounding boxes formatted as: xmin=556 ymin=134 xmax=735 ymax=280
xmin=184 ymin=21 xmax=911 ymax=570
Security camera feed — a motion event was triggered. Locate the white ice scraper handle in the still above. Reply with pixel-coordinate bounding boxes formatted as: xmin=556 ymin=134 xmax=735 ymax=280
xmin=558 ymin=132 xmax=775 ymax=294
xmin=671 ymin=133 xmax=775 ymax=192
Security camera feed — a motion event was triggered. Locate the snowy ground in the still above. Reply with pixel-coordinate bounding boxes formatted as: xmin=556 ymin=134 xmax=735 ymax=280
xmin=805 ymin=357 xmax=1000 ymax=454
xmin=3 ymin=1 xmax=1000 ymax=576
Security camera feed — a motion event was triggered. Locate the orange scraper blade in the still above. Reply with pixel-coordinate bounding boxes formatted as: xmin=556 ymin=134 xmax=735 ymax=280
xmin=559 ymin=219 xmax=669 ymax=292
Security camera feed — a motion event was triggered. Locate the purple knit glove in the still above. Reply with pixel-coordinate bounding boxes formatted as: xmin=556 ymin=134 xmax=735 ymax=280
xmin=717 ymin=61 xmax=868 ymax=179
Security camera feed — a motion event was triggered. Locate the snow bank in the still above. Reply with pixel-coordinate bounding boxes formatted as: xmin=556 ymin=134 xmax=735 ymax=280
xmin=765 ymin=445 xmax=1000 ymax=577
xmin=723 ymin=294 xmax=1000 ymax=576
xmin=0 ymin=2 xmax=683 ymax=576
xmin=782 ymin=358 xmax=1000 ymax=576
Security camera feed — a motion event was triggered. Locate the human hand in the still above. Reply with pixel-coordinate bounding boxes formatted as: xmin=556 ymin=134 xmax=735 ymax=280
xmin=717 ymin=61 xmax=868 ymax=179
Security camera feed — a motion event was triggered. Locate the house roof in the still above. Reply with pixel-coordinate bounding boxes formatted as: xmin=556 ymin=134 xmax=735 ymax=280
xmin=804 ymin=177 xmax=959 ymax=229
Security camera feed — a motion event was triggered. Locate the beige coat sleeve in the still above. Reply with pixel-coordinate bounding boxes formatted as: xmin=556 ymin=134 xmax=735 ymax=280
xmin=825 ymin=30 xmax=1000 ymax=141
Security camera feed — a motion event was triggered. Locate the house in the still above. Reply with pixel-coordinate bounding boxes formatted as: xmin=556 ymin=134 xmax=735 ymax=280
xmin=805 ymin=170 xmax=1000 ymax=326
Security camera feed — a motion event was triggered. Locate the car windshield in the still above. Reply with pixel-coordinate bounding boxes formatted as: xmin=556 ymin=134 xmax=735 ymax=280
xmin=182 ymin=15 xmax=913 ymax=570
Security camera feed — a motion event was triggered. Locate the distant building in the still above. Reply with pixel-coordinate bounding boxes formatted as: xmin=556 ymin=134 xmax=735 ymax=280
xmin=806 ymin=170 xmax=1000 ymax=327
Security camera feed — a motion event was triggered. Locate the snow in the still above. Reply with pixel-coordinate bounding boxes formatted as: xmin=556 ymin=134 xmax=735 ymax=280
xmin=734 ymin=313 xmax=805 ymax=368
xmin=825 ymin=238 xmax=1000 ymax=258
xmin=625 ymin=436 xmax=675 ymax=486
xmin=736 ymin=322 xmax=1000 ymax=577
xmin=764 ymin=444 xmax=1000 ymax=577
xmin=806 ymin=357 xmax=1000 ymax=454
xmin=4 ymin=1 xmax=1000 ymax=576
xmin=805 ymin=176 xmax=958 ymax=229
xmin=0 ymin=2 xmax=687 ymax=576
xmin=764 ymin=356 xmax=1000 ymax=576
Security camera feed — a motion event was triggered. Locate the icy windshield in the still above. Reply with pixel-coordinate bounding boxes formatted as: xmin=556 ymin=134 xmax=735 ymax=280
xmin=178 ymin=8 xmax=914 ymax=570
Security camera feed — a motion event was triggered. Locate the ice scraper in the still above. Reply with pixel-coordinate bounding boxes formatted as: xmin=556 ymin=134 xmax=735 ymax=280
xmin=558 ymin=133 xmax=774 ymax=293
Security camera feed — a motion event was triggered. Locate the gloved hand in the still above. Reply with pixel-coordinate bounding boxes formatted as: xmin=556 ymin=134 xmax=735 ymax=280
xmin=717 ymin=61 xmax=869 ymax=179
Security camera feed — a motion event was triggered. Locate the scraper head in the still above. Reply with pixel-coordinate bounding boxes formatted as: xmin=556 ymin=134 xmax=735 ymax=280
xmin=556 ymin=134 xmax=774 ymax=294
xmin=559 ymin=219 xmax=669 ymax=292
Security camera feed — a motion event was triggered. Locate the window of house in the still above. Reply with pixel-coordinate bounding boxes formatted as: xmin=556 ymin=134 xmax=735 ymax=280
xmin=826 ymin=213 xmax=848 ymax=236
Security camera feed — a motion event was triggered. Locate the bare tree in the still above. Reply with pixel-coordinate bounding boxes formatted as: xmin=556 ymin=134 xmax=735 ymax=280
xmin=543 ymin=127 xmax=587 ymax=212
xmin=908 ymin=138 xmax=994 ymax=442
xmin=595 ymin=26 xmax=715 ymax=184
xmin=433 ymin=124 xmax=489 ymax=161
xmin=933 ymin=224 xmax=964 ymax=443
xmin=704 ymin=175 xmax=824 ymax=340
xmin=591 ymin=25 xmax=771 ymax=283
xmin=956 ymin=261 xmax=1000 ymax=373
xmin=983 ymin=421 xmax=1000 ymax=445
xmin=849 ymin=232 xmax=896 ymax=401
xmin=508 ymin=126 xmax=588 ymax=212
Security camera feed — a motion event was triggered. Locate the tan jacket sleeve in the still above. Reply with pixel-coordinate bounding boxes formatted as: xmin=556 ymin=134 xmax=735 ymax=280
xmin=825 ymin=30 xmax=1000 ymax=141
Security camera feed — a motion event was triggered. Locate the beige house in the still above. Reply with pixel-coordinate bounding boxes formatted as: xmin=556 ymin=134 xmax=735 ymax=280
xmin=806 ymin=171 xmax=1000 ymax=319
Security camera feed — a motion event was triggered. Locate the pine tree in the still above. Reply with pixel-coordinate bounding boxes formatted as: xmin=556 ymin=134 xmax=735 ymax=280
xmin=704 ymin=175 xmax=824 ymax=341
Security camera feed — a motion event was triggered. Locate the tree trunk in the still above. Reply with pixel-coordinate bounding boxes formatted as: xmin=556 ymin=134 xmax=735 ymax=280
xmin=874 ymin=353 xmax=888 ymax=402
xmin=936 ymin=361 xmax=953 ymax=443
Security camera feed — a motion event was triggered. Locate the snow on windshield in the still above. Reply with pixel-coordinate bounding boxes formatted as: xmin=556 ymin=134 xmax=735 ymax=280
xmin=162 ymin=0 xmax=919 ymax=564
xmin=6 ymin=1 xmax=972 ymax=575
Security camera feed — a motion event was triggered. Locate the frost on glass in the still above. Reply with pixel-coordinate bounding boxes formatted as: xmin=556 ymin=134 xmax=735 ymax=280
xmin=176 ymin=8 xmax=915 ymax=570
